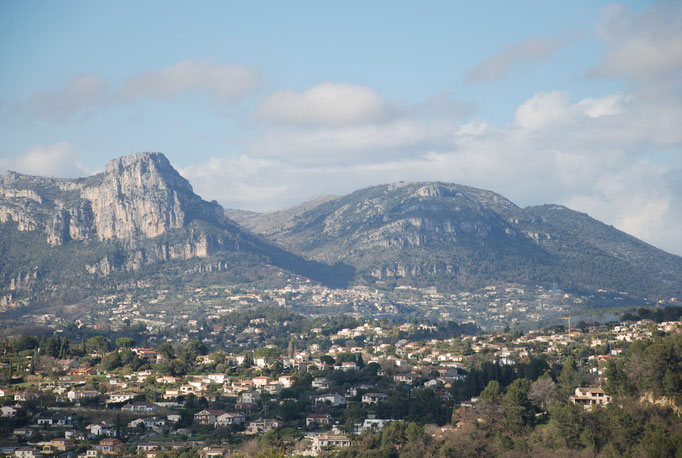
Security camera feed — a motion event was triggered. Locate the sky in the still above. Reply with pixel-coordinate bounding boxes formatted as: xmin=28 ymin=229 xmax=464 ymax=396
xmin=1 ymin=1 xmax=681 ymax=255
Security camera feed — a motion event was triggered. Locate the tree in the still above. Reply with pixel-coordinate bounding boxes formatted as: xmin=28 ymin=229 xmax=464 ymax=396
xmin=529 ymin=375 xmax=560 ymax=411
xmin=101 ymin=353 xmax=122 ymax=371
xmin=156 ymin=343 xmax=175 ymax=360
xmin=549 ymin=402 xmax=583 ymax=448
xmin=479 ymin=380 xmax=501 ymax=404
xmin=85 ymin=336 xmax=110 ymax=357
xmin=59 ymin=337 xmax=70 ymax=359
xmin=115 ymin=337 xmax=136 ymax=349
xmin=502 ymin=378 xmax=534 ymax=433
xmin=558 ymin=356 xmax=580 ymax=398
xmin=13 ymin=335 xmax=39 ymax=352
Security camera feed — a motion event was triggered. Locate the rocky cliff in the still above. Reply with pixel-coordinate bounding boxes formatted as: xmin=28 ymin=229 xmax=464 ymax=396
xmin=230 ymin=182 xmax=682 ymax=300
xmin=0 ymin=153 xmax=352 ymax=310
xmin=0 ymin=152 xmax=224 ymax=248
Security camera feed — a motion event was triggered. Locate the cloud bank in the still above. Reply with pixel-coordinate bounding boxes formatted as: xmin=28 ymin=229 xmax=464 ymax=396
xmin=23 ymin=60 xmax=260 ymax=120
xmin=467 ymin=36 xmax=564 ymax=82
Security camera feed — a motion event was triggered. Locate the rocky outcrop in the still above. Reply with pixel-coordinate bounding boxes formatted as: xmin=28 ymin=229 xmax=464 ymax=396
xmin=0 ymin=153 xmax=224 ymax=249
xmin=81 ymin=152 xmax=222 ymax=243
xmin=231 ymin=181 xmax=682 ymax=298
xmin=0 ymin=153 xmax=232 ymax=279
xmin=0 ymin=152 xmax=225 ymax=249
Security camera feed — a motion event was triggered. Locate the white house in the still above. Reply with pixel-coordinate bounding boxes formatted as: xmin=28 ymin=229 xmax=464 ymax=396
xmin=311 ymin=434 xmax=351 ymax=452
xmin=216 ymin=412 xmax=246 ymax=427
xmin=361 ymin=393 xmax=388 ymax=405
xmin=570 ymin=387 xmax=611 ymax=411
xmin=316 ymin=393 xmax=346 ymax=407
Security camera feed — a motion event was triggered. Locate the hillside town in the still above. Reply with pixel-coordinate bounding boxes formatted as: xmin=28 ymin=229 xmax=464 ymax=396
xmin=0 ymin=301 xmax=680 ymax=457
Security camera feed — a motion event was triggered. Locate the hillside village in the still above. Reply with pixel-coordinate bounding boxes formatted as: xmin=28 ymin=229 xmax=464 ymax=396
xmin=1 ymin=301 xmax=680 ymax=457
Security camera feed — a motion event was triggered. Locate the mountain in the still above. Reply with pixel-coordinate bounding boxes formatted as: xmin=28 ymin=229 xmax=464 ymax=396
xmin=0 ymin=152 xmax=351 ymax=311
xmin=229 ymin=182 xmax=682 ymax=301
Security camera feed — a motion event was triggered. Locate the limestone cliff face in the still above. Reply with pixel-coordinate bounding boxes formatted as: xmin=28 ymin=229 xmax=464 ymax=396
xmin=81 ymin=152 xmax=222 ymax=243
xmin=0 ymin=152 xmax=228 ymax=275
xmin=0 ymin=152 xmax=224 ymax=247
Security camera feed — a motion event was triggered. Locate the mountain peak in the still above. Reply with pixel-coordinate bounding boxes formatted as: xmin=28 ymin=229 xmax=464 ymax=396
xmin=105 ymin=151 xmax=169 ymax=171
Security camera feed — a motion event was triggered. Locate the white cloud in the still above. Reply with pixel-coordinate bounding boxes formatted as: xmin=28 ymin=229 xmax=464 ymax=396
xmin=590 ymin=2 xmax=682 ymax=80
xmin=120 ymin=60 xmax=260 ymax=101
xmin=467 ymin=36 xmax=563 ymax=82
xmin=26 ymin=75 xmax=108 ymax=119
xmin=514 ymin=91 xmax=571 ymax=130
xmin=256 ymin=83 xmax=389 ymax=126
xmin=187 ymin=87 xmax=682 ymax=256
xmin=250 ymin=119 xmax=459 ymax=165
xmin=1 ymin=142 xmax=91 ymax=178
xmin=19 ymin=61 xmax=260 ymax=121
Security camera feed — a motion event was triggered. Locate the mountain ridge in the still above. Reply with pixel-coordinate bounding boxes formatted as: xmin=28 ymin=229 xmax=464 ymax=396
xmin=0 ymin=152 xmax=353 ymax=311
xmin=229 ymin=181 xmax=682 ymax=301
xmin=1 ymin=155 xmax=680 ymax=314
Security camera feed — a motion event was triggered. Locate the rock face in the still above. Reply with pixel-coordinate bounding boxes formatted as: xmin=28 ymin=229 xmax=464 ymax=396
xmin=230 ymin=181 xmax=682 ymax=300
xmin=81 ymin=153 xmax=223 ymax=243
xmin=0 ymin=152 xmax=224 ymax=249
xmin=0 ymin=153 xmax=352 ymax=308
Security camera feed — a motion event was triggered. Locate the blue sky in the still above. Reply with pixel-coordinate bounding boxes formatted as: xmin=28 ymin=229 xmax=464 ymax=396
xmin=1 ymin=1 xmax=682 ymax=255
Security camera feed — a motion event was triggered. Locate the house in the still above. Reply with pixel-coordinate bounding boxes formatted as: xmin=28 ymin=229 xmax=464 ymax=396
xmin=68 ymin=390 xmax=99 ymax=402
xmin=121 ymin=401 xmax=160 ymax=413
xmin=14 ymin=427 xmax=33 ymax=437
xmin=312 ymin=378 xmax=330 ymax=390
xmin=198 ymin=448 xmax=226 ymax=458
xmin=316 ymin=393 xmax=346 ymax=407
xmin=306 ymin=414 xmax=332 ymax=426
xmin=97 ymin=439 xmax=122 ymax=454
xmin=278 ymin=376 xmax=295 ymax=388
xmin=87 ymin=422 xmax=116 ymax=437
xmin=254 ymin=357 xmax=268 ymax=368
xmin=106 ymin=392 xmax=137 ymax=404
xmin=362 ymin=393 xmax=388 ymax=405
xmin=361 ymin=418 xmax=392 ymax=431
xmin=252 ymin=376 xmax=272 ymax=388
xmin=1 ymin=406 xmax=18 ymax=417
xmin=570 ymin=387 xmax=611 ymax=410
xmin=163 ymin=389 xmax=181 ymax=400
xmin=14 ymin=392 xmax=32 ymax=402
xmin=133 ymin=348 xmax=158 ymax=360
xmin=393 ymin=374 xmax=416 ymax=384
xmin=129 ymin=417 xmax=166 ymax=429
xmin=14 ymin=448 xmax=44 ymax=458
xmin=194 ymin=409 xmax=226 ymax=425
xmin=46 ymin=438 xmax=73 ymax=452
xmin=68 ymin=368 xmax=96 ymax=376
xmin=240 ymin=391 xmax=261 ymax=403
xmin=335 ymin=361 xmax=358 ymax=371
xmin=156 ymin=376 xmax=182 ymax=384
xmin=215 ymin=412 xmax=246 ymax=427
xmin=245 ymin=418 xmax=281 ymax=434
xmin=201 ymin=373 xmax=226 ymax=384
xmin=311 ymin=434 xmax=351 ymax=452
xmin=262 ymin=383 xmax=282 ymax=395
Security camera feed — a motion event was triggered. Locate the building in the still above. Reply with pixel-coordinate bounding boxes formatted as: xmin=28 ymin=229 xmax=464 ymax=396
xmin=315 ymin=393 xmax=346 ymax=407
xmin=306 ymin=413 xmax=332 ymax=426
xmin=570 ymin=387 xmax=611 ymax=410
xmin=121 ymin=401 xmax=160 ymax=413
xmin=97 ymin=439 xmax=122 ymax=455
xmin=311 ymin=434 xmax=351 ymax=452
xmin=245 ymin=418 xmax=281 ymax=434
xmin=361 ymin=393 xmax=388 ymax=405
xmin=194 ymin=410 xmax=226 ymax=426
xmin=216 ymin=412 xmax=246 ymax=427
